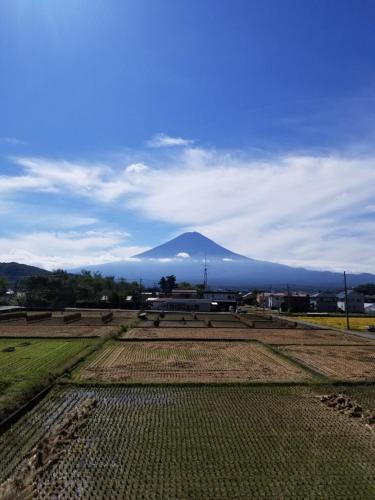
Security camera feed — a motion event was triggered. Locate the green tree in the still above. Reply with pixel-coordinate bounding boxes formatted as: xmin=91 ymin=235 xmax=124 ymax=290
xmin=354 ymin=283 xmax=375 ymax=295
xmin=159 ymin=275 xmax=177 ymax=293
xmin=19 ymin=271 xmax=75 ymax=308
xmin=178 ymin=281 xmax=192 ymax=289
xmin=17 ymin=269 xmax=144 ymax=309
xmin=194 ymin=283 xmax=205 ymax=297
xmin=0 ymin=277 xmax=7 ymax=296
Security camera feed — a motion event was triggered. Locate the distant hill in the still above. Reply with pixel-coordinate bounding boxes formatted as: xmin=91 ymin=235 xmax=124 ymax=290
xmin=0 ymin=262 xmax=50 ymax=287
xmin=74 ymin=232 xmax=375 ymax=289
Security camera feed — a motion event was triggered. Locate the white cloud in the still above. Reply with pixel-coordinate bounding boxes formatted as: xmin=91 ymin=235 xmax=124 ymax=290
xmin=124 ymin=150 xmax=375 ymax=273
xmin=125 ymin=162 xmax=149 ymax=174
xmin=147 ymin=133 xmax=194 ymax=148
xmin=1 ymin=148 xmax=375 ymax=273
xmin=0 ymin=231 xmax=147 ymax=270
xmin=176 ymin=252 xmax=190 ymax=258
xmin=222 ymin=258 xmax=233 ymax=262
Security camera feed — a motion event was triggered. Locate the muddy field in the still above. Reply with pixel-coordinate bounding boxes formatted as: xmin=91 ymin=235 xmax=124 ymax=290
xmin=75 ymin=341 xmax=312 ymax=383
xmin=1 ymin=385 xmax=374 ymax=499
xmin=281 ymin=345 xmax=375 ymax=381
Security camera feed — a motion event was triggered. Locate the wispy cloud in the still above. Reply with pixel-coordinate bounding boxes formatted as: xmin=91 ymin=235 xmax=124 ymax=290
xmin=0 ymin=137 xmax=26 ymax=145
xmin=147 ymin=133 xmax=194 ymax=148
xmin=4 ymin=156 xmax=142 ymax=202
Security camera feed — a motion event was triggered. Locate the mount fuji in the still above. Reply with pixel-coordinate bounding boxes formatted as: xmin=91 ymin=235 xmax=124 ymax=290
xmin=133 ymin=232 xmax=248 ymax=260
xmin=75 ymin=231 xmax=375 ymax=289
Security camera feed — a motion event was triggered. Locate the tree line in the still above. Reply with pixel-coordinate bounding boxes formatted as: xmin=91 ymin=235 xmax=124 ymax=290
xmin=0 ymin=271 xmax=205 ymax=309
xmin=14 ymin=270 xmax=142 ymax=309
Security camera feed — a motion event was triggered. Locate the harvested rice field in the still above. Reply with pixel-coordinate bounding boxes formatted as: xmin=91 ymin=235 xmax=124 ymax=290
xmin=74 ymin=341 xmax=313 ymax=383
xmin=158 ymin=320 xmax=207 ymax=328
xmin=281 ymin=345 xmax=375 ymax=381
xmin=196 ymin=313 xmax=240 ymax=321
xmin=122 ymin=326 xmax=373 ymax=345
xmin=250 ymin=328 xmax=374 ymax=345
xmin=0 ymin=323 xmax=117 ymax=338
xmin=122 ymin=327 xmax=256 ymax=340
xmin=1 ymin=385 xmax=374 ymax=499
xmin=252 ymin=320 xmax=296 ymax=329
xmin=210 ymin=320 xmax=247 ymax=328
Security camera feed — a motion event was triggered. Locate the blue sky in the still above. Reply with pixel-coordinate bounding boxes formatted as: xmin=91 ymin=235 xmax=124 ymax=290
xmin=1 ymin=0 xmax=375 ymax=272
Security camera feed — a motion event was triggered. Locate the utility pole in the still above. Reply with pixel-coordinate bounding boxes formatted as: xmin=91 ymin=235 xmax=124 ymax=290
xmin=344 ymin=271 xmax=350 ymax=330
xmin=203 ymin=254 xmax=208 ymax=291
xmin=139 ymin=277 xmax=143 ymax=310
xmin=287 ymin=284 xmax=291 ymax=313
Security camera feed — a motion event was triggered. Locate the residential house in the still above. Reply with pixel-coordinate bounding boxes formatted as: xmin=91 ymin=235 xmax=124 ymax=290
xmin=265 ymin=293 xmax=285 ymax=310
xmin=310 ymin=291 xmax=337 ymax=312
xmin=280 ymin=293 xmax=310 ymax=313
xmin=337 ymin=290 xmax=364 ymax=313
xmin=257 ymin=292 xmax=310 ymax=312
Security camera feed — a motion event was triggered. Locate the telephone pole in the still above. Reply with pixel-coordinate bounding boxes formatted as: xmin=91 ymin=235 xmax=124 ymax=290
xmin=139 ymin=277 xmax=143 ymax=310
xmin=344 ymin=271 xmax=350 ymax=330
xmin=203 ymin=255 xmax=208 ymax=290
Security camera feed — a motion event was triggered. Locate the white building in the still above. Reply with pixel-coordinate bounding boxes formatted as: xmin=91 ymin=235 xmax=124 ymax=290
xmin=364 ymin=303 xmax=375 ymax=314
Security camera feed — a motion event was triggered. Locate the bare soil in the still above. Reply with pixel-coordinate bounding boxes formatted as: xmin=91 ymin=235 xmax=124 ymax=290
xmin=77 ymin=341 xmax=312 ymax=383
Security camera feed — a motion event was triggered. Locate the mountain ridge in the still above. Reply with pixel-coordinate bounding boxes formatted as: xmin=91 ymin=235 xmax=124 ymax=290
xmin=0 ymin=262 xmax=50 ymax=287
